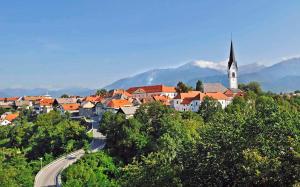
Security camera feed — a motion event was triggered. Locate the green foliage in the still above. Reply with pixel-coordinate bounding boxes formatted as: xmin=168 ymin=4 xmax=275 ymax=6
xmin=0 ymin=110 xmax=90 ymax=186
xmin=198 ymin=96 xmax=222 ymax=122
xmin=195 ymin=80 xmax=204 ymax=92
xmin=96 ymin=89 xmax=108 ymax=96
xmin=0 ymin=148 xmax=33 ymax=187
xmin=175 ymin=81 xmax=193 ymax=93
xmin=62 ymin=151 xmax=119 ymax=187
xmin=60 ymin=94 xmax=70 ymax=98
xmin=239 ymin=81 xmax=262 ymax=94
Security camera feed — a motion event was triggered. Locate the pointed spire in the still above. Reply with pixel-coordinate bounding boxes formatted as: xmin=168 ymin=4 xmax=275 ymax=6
xmin=228 ymin=40 xmax=237 ymax=69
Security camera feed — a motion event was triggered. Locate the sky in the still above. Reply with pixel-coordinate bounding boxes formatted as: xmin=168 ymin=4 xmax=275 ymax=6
xmin=0 ymin=0 xmax=300 ymax=89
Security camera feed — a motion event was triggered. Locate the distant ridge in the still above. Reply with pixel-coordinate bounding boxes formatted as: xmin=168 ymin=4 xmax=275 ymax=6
xmin=105 ymin=58 xmax=300 ymax=93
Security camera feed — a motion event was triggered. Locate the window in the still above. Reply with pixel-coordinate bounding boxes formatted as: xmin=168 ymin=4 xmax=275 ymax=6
xmin=232 ymin=72 xmax=235 ymax=78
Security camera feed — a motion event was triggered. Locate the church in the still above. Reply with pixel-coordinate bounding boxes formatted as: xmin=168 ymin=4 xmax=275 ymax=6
xmin=172 ymin=41 xmax=244 ymax=112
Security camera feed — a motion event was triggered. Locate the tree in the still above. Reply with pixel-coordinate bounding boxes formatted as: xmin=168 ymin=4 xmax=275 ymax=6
xmin=195 ymin=80 xmax=204 ymax=92
xmin=62 ymin=151 xmax=119 ymax=187
xmin=96 ymin=89 xmax=108 ymax=97
xmin=60 ymin=94 xmax=69 ymax=98
xmin=198 ymin=96 xmax=222 ymax=122
xmin=175 ymin=81 xmax=193 ymax=93
xmin=239 ymin=82 xmax=262 ymax=94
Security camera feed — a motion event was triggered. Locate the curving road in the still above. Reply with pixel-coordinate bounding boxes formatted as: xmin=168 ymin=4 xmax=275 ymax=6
xmin=34 ymin=116 xmax=105 ymax=187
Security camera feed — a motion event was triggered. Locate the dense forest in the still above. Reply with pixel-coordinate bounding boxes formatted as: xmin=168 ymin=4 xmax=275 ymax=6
xmin=0 ymin=111 xmax=90 ymax=186
xmin=62 ymin=85 xmax=300 ymax=186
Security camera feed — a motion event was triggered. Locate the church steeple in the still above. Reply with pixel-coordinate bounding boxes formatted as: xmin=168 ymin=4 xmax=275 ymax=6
xmin=227 ymin=40 xmax=238 ymax=89
xmin=228 ymin=40 xmax=237 ymax=70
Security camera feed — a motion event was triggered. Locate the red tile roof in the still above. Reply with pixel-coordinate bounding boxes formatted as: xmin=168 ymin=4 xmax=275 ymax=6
xmin=174 ymin=91 xmax=201 ymax=99
xmin=108 ymin=89 xmax=132 ymax=97
xmin=0 ymin=97 xmax=19 ymax=101
xmin=107 ymin=99 xmax=132 ymax=108
xmin=83 ymin=96 xmax=102 ymax=103
xmin=153 ymin=95 xmax=171 ymax=106
xmin=127 ymin=85 xmax=176 ymax=94
xmin=23 ymin=96 xmax=46 ymax=101
xmin=205 ymin=92 xmax=229 ymax=100
xmin=174 ymin=91 xmax=228 ymax=104
xmin=39 ymin=98 xmax=54 ymax=106
xmin=61 ymin=103 xmax=80 ymax=111
xmin=5 ymin=113 xmax=19 ymax=122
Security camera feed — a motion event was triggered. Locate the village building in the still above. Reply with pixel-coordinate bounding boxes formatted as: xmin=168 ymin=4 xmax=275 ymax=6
xmin=0 ymin=112 xmax=19 ymax=126
xmin=79 ymin=101 xmax=95 ymax=118
xmin=58 ymin=103 xmax=80 ymax=117
xmin=127 ymin=85 xmax=177 ymax=99
xmin=117 ymin=106 xmax=138 ymax=119
xmin=105 ymin=99 xmax=132 ymax=113
xmin=53 ymin=98 xmax=78 ymax=106
xmin=39 ymin=98 xmax=55 ymax=113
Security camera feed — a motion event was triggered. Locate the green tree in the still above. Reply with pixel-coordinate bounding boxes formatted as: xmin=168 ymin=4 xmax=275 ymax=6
xmin=198 ymin=96 xmax=222 ymax=122
xmin=195 ymin=80 xmax=204 ymax=92
xmin=239 ymin=81 xmax=262 ymax=94
xmin=62 ymin=151 xmax=119 ymax=187
xmin=175 ymin=81 xmax=193 ymax=93
xmin=60 ymin=94 xmax=70 ymax=98
xmin=96 ymin=89 xmax=108 ymax=97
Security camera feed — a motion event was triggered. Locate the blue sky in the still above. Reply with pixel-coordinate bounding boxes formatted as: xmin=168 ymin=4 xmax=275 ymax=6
xmin=0 ymin=1 xmax=300 ymax=89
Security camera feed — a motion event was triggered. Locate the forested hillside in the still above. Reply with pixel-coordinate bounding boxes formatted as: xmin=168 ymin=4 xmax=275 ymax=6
xmin=0 ymin=111 xmax=91 ymax=186
xmin=62 ymin=86 xmax=300 ymax=186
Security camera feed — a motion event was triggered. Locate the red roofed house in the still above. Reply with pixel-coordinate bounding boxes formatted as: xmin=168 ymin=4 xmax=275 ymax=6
xmin=0 ymin=112 xmax=19 ymax=126
xmin=106 ymin=99 xmax=132 ymax=112
xmin=127 ymin=84 xmax=177 ymax=99
xmin=58 ymin=103 xmax=80 ymax=116
xmin=172 ymin=91 xmax=206 ymax=112
xmin=39 ymin=98 xmax=55 ymax=113
xmin=172 ymin=91 xmax=231 ymax=112
xmin=83 ymin=96 xmax=102 ymax=103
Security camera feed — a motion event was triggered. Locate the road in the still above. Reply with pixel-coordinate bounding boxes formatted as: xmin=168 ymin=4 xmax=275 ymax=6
xmin=34 ymin=116 xmax=105 ymax=187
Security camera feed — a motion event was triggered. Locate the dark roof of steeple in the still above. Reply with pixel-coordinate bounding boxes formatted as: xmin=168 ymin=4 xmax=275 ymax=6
xmin=228 ymin=40 xmax=238 ymax=69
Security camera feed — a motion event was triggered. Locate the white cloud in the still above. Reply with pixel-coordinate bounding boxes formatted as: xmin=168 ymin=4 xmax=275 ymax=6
xmin=192 ymin=60 xmax=227 ymax=72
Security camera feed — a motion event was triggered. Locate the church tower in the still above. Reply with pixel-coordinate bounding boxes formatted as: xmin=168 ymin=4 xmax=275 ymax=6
xmin=228 ymin=40 xmax=238 ymax=89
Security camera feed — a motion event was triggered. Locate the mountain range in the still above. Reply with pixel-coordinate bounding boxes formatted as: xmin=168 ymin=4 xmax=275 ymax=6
xmin=105 ymin=58 xmax=300 ymax=93
xmin=1 ymin=58 xmax=299 ymax=97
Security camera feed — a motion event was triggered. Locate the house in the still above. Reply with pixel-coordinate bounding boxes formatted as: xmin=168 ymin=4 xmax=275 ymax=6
xmin=224 ymin=88 xmax=244 ymax=98
xmin=108 ymin=89 xmax=132 ymax=99
xmin=0 ymin=112 xmax=19 ymax=126
xmin=95 ymin=102 xmax=106 ymax=116
xmin=79 ymin=101 xmax=95 ymax=118
xmin=39 ymin=98 xmax=55 ymax=113
xmin=172 ymin=91 xmax=205 ymax=112
xmin=127 ymin=84 xmax=177 ymax=99
xmin=53 ymin=98 xmax=78 ymax=106
xmin=59 ymin=103 xmax=80 ymax=117
xmin=15 ymin=100 xmax=32 ymax=109
xmin=117 ymin=106 xmax=138 ymax=119
xmin=205 ymin=92 xmax=231 ymax=109
xmin=152 ymin=95 xmax=171 ymax=106
xmin=105 ymin=99 xmax=132 ymax=113
xmin=0 ymin=97 xmax=19 ymax=109
xmin=172 ymin=91 xmax=231 ymax=112
xmin=83 ymin=96 xmax=102 ymax=103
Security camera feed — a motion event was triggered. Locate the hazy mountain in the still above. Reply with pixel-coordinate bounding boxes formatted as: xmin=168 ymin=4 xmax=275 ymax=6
xmin=0 ymin=87 xmax=95 ymax=97
xmin=105 ymin=58 xmax=300 ymax=92
xmin=1 ymin=58 xmax=299 ymax=97
xmin=105 ymin=61 xmax=266 ymax=90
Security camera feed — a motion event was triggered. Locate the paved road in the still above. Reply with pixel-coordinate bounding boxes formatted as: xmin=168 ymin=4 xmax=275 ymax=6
xmin=34 ymin=116 xmax=105 ymax=187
